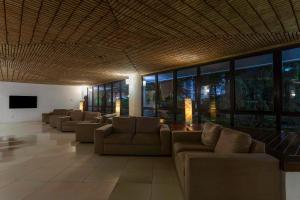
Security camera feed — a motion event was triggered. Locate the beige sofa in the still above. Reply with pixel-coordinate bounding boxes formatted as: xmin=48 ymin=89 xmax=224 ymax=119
xmin=75 ymin=122 xmax=103 ymax=143
xmin=172 ymin=122 xmax=284 ymax=200
xmin=94 ymin=117 xmax=171 ymax=155
xmin=57 ymin=111 xmax=100 ymax=132
xmin=49 ymin=109 xmax=72 ymax=127
xmin=43 ymin=109 xmax=69 ymax=124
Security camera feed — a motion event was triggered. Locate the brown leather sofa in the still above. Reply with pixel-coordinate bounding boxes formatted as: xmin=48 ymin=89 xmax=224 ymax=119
xmin=172 ymin=122 xmax=284 ymax=200
xmin=57 ymin=111 xmax=100 ymax=132
xmin=42 ymin=109 xmax=69 ymax=124
xmin=94 ymin=117 xmax=171 ymax=155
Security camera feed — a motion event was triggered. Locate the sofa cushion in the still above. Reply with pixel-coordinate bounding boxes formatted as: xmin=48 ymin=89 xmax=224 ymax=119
xmin=132 ymin=133 xmax=160 ymax=145
xmin=104 ymin=133 xmax=132 ymax=144
xmin=201 ymin=122 xmax=222 ymax=147
xmin=173 ymin=142 xmax=214 ymax=154
xmin=84 ymin=111 xmax=100 ymax=122
xmin=63 ymin=121 xmax=80 ymax=126
xmin=53 ymin=109 xmax=67 ymax=115
xmin=112 ymin=117 xmax=135 ymax=134
xmin=70 ymin=111 xmax=84 ymax=121
xmin=215 ymin=128 xmax=252 ymax=153
xmin=135 ymin=117 xmax=160 ymax=134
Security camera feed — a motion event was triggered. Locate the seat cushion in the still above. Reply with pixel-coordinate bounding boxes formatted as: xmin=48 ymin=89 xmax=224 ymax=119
xmin=135 ymin=117 xmax=160 ymax=134
xmin=104 ymin=133 xmax=132 ymax=144
xmin=112 ymin=117 xmax=135 ymax=134
xmin=70 ymin=111 xmax=84 ymax=121
xmin=62 ymin=120 xmax=80 ymax=126
xmin=132 ymin=133 xmax=160 ymax=145
xmin=201 ymin=122 xmax=222 ymax=147
xmin=84 ymin=111 xmax=100 ymax=122
xmin=173 ymin=142 xmax=214 ymax=154
xmin=215 ymin=128 xmax=252 ymax=153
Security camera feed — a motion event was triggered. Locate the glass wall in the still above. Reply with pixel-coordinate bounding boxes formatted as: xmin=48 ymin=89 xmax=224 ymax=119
xmin=158 ymin=72 xmax=174 ymax=123
xmin=282 ymin=47 xmax=300 ymax=134
xmin=143 ymin=75 xmax=156 ymax=117
xmin=141 ymin=46 xmax=300 ymax=134
xmin=105 ymin=83 xmax=112 ymax=113
xmin=113 ymin=82 xmax=121 ymax=113
xmin=200 ymin=62 xmax=230 ymax=126
xmin=87 ymin=86 xmax=93 ymax=111
xmin=121 ymin=80 xmax=129 ymax=116
xmin=92 ymin=86 xmax=98 ymax=111
xmin=98 ymin=85 xmax=105 ymax=113
xmin=176 ymin=67 xmax=197 ymax=123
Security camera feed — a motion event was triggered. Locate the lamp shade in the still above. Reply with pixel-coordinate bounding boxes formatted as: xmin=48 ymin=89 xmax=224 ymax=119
xmin=115 ymin=99 xmax=121 ymax=116
xmin=79 ymin=100 xmax=84 ymax=111
xmin=185 ymin=98 xmax=192 ymax=125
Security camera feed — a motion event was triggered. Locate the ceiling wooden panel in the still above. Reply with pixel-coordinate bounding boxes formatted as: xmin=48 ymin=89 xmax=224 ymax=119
xmin=0 ymin=0 xmax=299 ymax=84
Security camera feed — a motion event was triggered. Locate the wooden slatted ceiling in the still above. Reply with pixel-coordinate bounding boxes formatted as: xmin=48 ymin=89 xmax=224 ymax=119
xmin=0 ymin=0 xmax=300 ymax=84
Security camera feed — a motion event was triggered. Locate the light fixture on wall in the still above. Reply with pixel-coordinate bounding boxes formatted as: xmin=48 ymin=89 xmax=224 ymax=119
xmin=125 ymin=78 xmax=130 ymax=85
xmin=143 ymin=80 xmax=146 ymax=86
xmin=115 ymin=98 xmax=121 ymax=116
xmin=185 ymin=98 xmax=193 ymax=126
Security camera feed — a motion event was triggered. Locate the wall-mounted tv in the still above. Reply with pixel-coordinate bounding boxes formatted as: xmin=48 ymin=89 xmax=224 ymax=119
xmin=9 ymin=96 xmax=38 ymax=109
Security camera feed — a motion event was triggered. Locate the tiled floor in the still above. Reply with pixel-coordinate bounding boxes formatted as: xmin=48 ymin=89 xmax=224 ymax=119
xmin=0 ymin=122 xmax=183 ymax=200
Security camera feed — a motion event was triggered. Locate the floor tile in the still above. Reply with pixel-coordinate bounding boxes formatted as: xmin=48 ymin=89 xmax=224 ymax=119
xmin=108 ymin=182 xmax=151 ymax=200
xmin=151 ymin=183 xmax=184 ymax=200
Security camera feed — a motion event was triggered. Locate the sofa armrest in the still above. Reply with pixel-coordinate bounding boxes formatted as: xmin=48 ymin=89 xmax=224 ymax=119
xmin=184 ymin=152 xmax=283 ymax=200
xmin=172 ymin=131 xmax=202 ymax=144
xmin=94 ymin=124 xmax=113 ymax=154
xmin=160 ymin=124 xmax=171 ymax=155
xmin=75 ymin=122 xmax=102 ymax=142
xmin=57 ymin=116 xmax=71 ymax=130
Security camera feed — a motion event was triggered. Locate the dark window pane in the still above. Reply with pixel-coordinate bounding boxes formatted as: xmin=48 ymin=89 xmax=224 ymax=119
xmin=200 ymin=62 xmax=230 ymax=116
xmin=93 ymin=86 xmax=98 ymax=111
xmin=234 ymin=114 xmax=276 ymax=130
xmin=105 ymin=84 xmax=112 ymax=113
xmin=281 ymin=116 xmax=300 ymax=134
xmin=158 ymin=72 xmax=174 ymax=123
xmin=87 ymin=86 xmax=92 ymax=108
xmin=235 ymin=54 xmax=274 ymax=111
xmin=99 ymin=85 xmax=105 ymax=113
xmin=121 ymin=80 xmax=129 ymax=116
xmin=282 ymin=47 xmax=300 ymax=112
xmin=143 ymin=75 xmax=156 ymax=117
xmin=113 ymin=82 xmax=120 ymax=112
xmin=200 ymin=112 xmax=230 ymax=127
xmin=176 ymin=67 xmax=197 ymax=123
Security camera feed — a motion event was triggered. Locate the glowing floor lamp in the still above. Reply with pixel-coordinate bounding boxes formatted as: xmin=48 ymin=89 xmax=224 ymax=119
xmin=115 ymin=98 xmax=121 ymax=116
xmin=185 ymin=98 xmax=193 ymax=127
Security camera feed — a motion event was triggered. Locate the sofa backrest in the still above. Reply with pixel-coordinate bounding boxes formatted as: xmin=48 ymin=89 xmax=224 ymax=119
xmin=53 ymin=109 xmax=67 ymax=115
xmin=249 ymin=139 xmax=265 ymax=153
xmin=201 ymin=122 xmax=222 ymax=147
xmin=135 ymin=117 xmax=160 ymax=134
xmin=70 ymin=111 xmax=84 ymax=121
xmin=112 ymin=117 xmax=135 ymax=134
xmin=215 ymin=128 xmax=252 ymax=153
xmin=84 ymin=111 xmax=100 ymax=122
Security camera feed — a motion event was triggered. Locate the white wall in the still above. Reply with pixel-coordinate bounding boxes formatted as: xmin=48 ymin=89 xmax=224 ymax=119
xmin=128 ymin=74 xmax=142 ymax=116
xmin=0 ymin=81 xmax=83 ymax=123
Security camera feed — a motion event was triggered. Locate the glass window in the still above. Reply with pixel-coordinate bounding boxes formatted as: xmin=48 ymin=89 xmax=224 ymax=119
xmin=93 ymin=86 xmax=98 ymax=111
xmin=234 ymin=114 xmax=276 ymax=131
xmin=281 ymin=116 xmax=300 ymax=134
xmin=235 ymin=54 xmax=274 ymax=111
xmin=282 ymin=47 xmax=300 ymax=112
xmin=200 ymin=113 xmax=231 ymax=127
xmin=143 ymin=75 xmax=156 ymax=117
xmin=121 ymin=80 xmax=129 ymax=116
xmin=200 ymin=62 xmax=230 ymax=123
xmin=98 ymin=85 xmax=105 ymax=113
xmin=158 ymin=72 xmax=174 ymax=123
xmin=176 ymin=67 xmax=197 ymax=123
xmin=87 ymin=86 xmax=93 ymax=111
xmin=113 ymin=82 xmax=120 ymax=112
xmin=105 ymin=83 xmax=112 ymax=113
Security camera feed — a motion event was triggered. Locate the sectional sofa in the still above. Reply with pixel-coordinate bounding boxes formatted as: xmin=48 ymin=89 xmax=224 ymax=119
xmin=172 ymin=122 xmax=284 ymax=200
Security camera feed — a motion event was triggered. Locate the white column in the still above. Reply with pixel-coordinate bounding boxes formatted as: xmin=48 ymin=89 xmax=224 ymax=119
xmin=128 ymin=74 xmax=142 ymax=116
xmin=286 ymin=172 xmax=300 ymax=200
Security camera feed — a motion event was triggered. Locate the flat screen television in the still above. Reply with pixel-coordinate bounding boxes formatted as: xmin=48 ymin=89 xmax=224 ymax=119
xmin=9 ymin=96 xmax=38 ymax=109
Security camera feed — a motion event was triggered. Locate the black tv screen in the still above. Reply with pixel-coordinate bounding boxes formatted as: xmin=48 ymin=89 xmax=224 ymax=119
xmin=9 ymin=96 xmax=38 ymax=109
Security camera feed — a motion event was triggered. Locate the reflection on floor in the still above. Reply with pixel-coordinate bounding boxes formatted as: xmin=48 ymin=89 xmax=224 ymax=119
xmin=0 ymin=122 xmax=183 ymax=200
